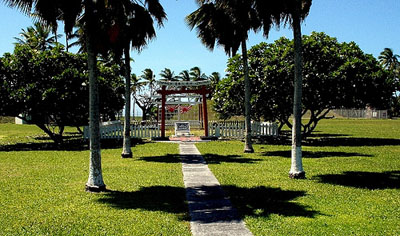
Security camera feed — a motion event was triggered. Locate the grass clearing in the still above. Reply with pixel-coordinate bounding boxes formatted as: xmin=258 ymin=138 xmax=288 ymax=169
xmin=1 ymin=119 xmax=400 ymax=235
xmin=0 ymin=124 xmax=191 ymax=236
xmin=196 ymin=119 xmax=400 ymax=235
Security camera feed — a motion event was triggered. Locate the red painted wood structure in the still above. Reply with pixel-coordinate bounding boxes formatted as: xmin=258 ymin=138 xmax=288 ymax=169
xmin=156 ymin=80 xmax=210 ymax=138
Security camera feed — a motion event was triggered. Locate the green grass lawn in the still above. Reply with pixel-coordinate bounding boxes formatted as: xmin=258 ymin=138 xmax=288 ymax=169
xmin=1 ymin=119 xmax=400 ymax=235
xmin=196 ymin=119 xmax=400 ymax=236
xmin=0 ymin=124 xmax=191 ymax=236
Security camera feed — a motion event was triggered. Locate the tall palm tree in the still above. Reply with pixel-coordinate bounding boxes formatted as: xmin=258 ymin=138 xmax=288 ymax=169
xmin=379 ymin=48 xmax=400 ymax=72
xmin=105 ymin=0 xmax=166 ymax=158
xmin=253 ymin=0 xmax=312 ymax=178
xmin=14 ymin=22 xmax=61 ymax=50
xmin=254 ymin=0 xmax=311 ymax=178
xmin=190 ymin=66 xmax=207 ymax=81
xmin=2 ymin=0 xmax=107 ymax=192
xmin=281 ymin=0 xmax=312 ymax=179
xmin=187 ymin=0 xmax=261 ymax=153
xmin=160 ymin=68 xmax=178 ymax=81
xmin=3 ymin=0 xmax=166 ymax=190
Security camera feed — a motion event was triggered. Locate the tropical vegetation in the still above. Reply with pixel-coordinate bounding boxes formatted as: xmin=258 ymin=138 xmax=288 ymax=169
xmin=133 ymin=67 xmax=220 ymax=121
xmin=14 ymin=21 xmax=61 ymax=51
xmin=0 ymin=44 xmax=124 ymax=144
xmin=213 ymin=32 xmax=392 ymax=136
xmin=378 ymin=47 xmax=400 ymax=117
xmin=2 ymin=0 xmax=169 ymax=191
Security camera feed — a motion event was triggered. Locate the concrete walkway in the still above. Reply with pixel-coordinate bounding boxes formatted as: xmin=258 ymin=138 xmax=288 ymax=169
xmin=179 ymin=142 xmax=253 ymax=236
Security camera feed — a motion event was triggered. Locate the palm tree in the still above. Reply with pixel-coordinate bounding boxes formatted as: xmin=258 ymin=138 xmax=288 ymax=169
xmin=209 ymin=72 xmax=220 ymax=84
xmin=3 ymin=0 xmax=107 ymax=192
xmin=105 ymin=0 xmax=166 ymax=158
xmin=190 ymin=66 xmax=207 ymax=81
xmin=140 ymin=68 xmax=157 ymax=94
xmin=208 ymin=72 xmax=220 ymax=97
xmin=280 ymin=0 xmax=312 ymax=179
xmin=3 ymin=0 xmax=166 ymax=190
xmin=379 ymin=48 xmax=400 ymax=117
xmin=179 ymin=70 xmax=191 ymax=81
xmin=253 ymin=0 xmax=312 ymax=178
xmin=66 ymin=25 xmax=85 ymax=53
xmin=379 ymin=48 xmax=400 ymax=72
xmin=160 ymin=68 xmax=178 ymax=81
xmin=187 ymin=0 xmax=261 ymax=153
xmin=14 ymin=22 xmax=61 ymax=50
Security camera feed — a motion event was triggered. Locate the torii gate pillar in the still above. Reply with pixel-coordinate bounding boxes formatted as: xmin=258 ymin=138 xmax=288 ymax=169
xmin=201 ymin=86 xmax=209 ymax=137
xmin=161 ymin=85 xmax=166 ymax=138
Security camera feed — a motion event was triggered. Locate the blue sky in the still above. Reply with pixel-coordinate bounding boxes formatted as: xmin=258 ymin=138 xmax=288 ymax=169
xmin=1 ymin=0 xmax=399 ymax=79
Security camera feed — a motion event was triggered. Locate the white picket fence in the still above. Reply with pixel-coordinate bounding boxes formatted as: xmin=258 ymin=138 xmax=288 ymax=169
xmin=83 ymin=121 xmax=160 ymax=139
xmin=208 ymin=121 xmax=278 ymax=138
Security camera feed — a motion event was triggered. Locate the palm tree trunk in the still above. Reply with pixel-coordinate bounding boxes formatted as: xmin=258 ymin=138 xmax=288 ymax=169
xmin=85 ymin=0 xmax=106 ymax=191
xmin=242 ymin=40 xmax=254 ymax=153
xmin=289 ymin=0 xmax=305 ymax=179
xmin=122 ymin=45 xmax=133 ymax=158
xmin=66 ymin=33 xmax=69 ymax=52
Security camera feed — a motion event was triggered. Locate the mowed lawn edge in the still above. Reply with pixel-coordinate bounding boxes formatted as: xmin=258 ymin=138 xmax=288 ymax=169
xmin=196 ymin=119 xmax=400 ymax=236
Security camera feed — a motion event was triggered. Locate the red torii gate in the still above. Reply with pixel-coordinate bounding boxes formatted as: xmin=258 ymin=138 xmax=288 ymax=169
xmin=156 ymin=80 xmax=210 ymax=138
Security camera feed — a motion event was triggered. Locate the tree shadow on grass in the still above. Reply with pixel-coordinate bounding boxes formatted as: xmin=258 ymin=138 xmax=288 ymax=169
xmin=261 ymin=150 xmax=373 ymax=158
xmin=139 ymin=154 xmax=182 ymax=163
xmin=0 ymin=138 xmax=144 ymax=152
xmin=306 ymin=137 xmax=400 ymax=147
xmin=222 ymin=185 xmax=319 ymax=219
xmin=203 ymin=154 xmax=262 ymax=164
xmin=314 ymin=171 xmax=400 ymax=190
xmin=98 ymin=186 xmax=190 ymax=221
xmin=307 ymin=132 xmax=350 ymax=138
xmin=268 ymin=131 xmax=400 ymax=147
xmin=98 ymin=185 xmax=318 ymax=223
xmin=140 ymin=153 xmax=260 ymax=164
xmin=0 ymin=139 xmax=87 ymax=151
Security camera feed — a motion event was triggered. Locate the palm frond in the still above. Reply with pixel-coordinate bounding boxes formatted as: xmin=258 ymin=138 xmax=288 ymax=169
xmin=145 ymin=0 xmax=167 ymax=27
xmin=2 ymin=0 xmax=34 ymax=15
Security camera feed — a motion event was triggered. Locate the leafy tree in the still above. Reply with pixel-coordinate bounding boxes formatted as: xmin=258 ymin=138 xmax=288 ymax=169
xmin=0 ymin=44 xmax=124 ymax=144
xmin=214 ymin=32 xmax=392 ymax=136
